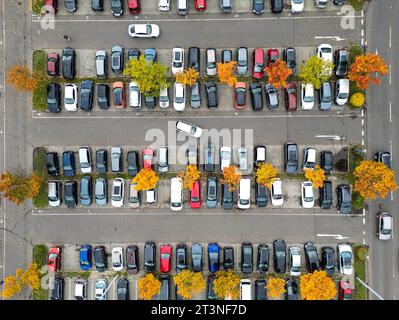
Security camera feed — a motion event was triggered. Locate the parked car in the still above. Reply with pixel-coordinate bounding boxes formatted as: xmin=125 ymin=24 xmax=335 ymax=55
xmin=47 ymin=52 xmax=60 ymax=76
xmin=206 ymin=176 xmax=218 ymax=208
xmin=176 ymin=0 xmax=188 ymax=15
xmin=142 ymin=149 xmax=153 ymax=169
xmin=126 ymin=245 xmax=139 ymax=274
xmin=128 ymin=0 xmax=140 ymax=13
xmin=265 ymin=83 xmax=279 ymax=109
xmin=255 ymin=279 xmax=267 ymax=300
xmin=223 ymin=247 xmax=234 ymax=270
xmin=237 ymin=147 xmax=248 ymax=171
xmin=250 ymin=83 xmax=263 ymax=111
xmin=257 ymin=244 xmax=269 ymax=274
xmin=303 ymin=147 xmax=316 ymax=170
xmin=285 ymin=279 xmax=299 ymax=300
xmin=271 ymin=0 xmax=284 ymax=13
xmin=291 ymin=0 xmax=304 ymax=13
xmin=160 ymin=244 xmax=172 ymax=273
xmin=335 ymin=78 xmax=349 ymax=105
xmin=176 ymin=120 xmax=203 ymax=138
xmin=190 ymin=180 xmax=202 ymax=209
xmin=78 ymin=80 xmax=94 ymax=111
xmin=304 ymin=242 xmax=320 ymax=272
xmin=241 ymin=243 xmax=253 ymax=274
xmin=95 ymin=279 xmax=107 ymax=300
xmin=127 ymin=151 xmax=139 ymax=177
xmin=96 ymin=149 xmax=107 ymax=173
xmin=240 ymin=280 xmax=252 ymax=300
xmin=127 ymin=48 xmax=140 ymax=61
xmin=173 ymin=82 xmax=185 ymax=111
xmin=111 ymin=0 xmax=124 ymax=16
xmin=317 ymin=43 xmax=333 ymax=75
xmin=205 ymin=82 xmax=218 ymax=109
xmin=112 ymin=82 xmax=125 ymax=108
xmin=112 ymin=247 xmax=124 ymax=271
xmin=157 ymin=147 xmax=168 ymax=173
xmin=204 ymin=144 xmax=215 ymax=172
xmin=186 ymin=146 xmax=198 ymax=165
xmin=321 ymin=247 xmax=336 ymax=276
xmin=221 ymin=49 xmax=233 ymax=64
xmin=271 ymin=178 xmax=284 ymax=206
xmin=255 ymin=183 xmax=268 ymax=207
xmin=252 ymin=48 xmax=265 ymax=79
xmin=171 ymin=47 xmax=184 ymax=74
xmin=234 ymin=82 xmax=247 ymax=110
xmin=95 ymin=178 xmax=107 ymax=206
xmin=64 ymin=84 xmax=78 ymax=111
xmin=79 ymin=176 xmax=92 ymax=206
xmin=97 ymin=84 xmax=110 ymax=109
xmin=46 ymin=152 xmax=60 ymax=176
xmin=335 ymin=49 xmax=349 ymax=77
xmin=301 ymin=83 xmax=315 ymax=110
xmin=284 ymin=142 xmax=298 ymax=173
xmin=144 ymin=48 xmax=157 ymax=63
xmin=208 ymin=243 xmax=220 ymax=273
xmin=79 ymin=147 xmax=92 ymax=174
xmin=285 ymin=82 xmax=297 ymax=111
xmin=337 ymin=184 xmax=351 ymax=214
xmin=190 ymin=82 xmax=201 ymax=108
xmin=252 ymin=0 xmax=265 ymax=14
xmin=283 ymin=47 xmax=296 ymax=74
xmin=254 ymin=145 xmax=266 ymax=168
xmin=301 ymin=181 xmax=314 ymax=208
xmin=320 ymin=151 xmax=333 ymax=174
xmin=319 ymin=81 xmax=333 ymax=110
xmin=176 ymin=244 xmax=187 ymax=273
xmin=273 ymin=240 xmax=286 ymax=273
xmin=338 ymin=244 xmax=353 ymax=275
xmin=117 ymin=278 xmax=129 ymax=300
xmin=159 ymin=0 xmax=170 ymax=11
xmin=159 ymin=86 xmax=169 ymax=108
xmin=95 ymin=50 xmax=108 ymax=79
xmin=236 ymin=47 xmax=248 ymax=75
xmin=48 ymin=181 xmax=61 ymax=207
xmin=50 ymin=278 xmax=64 ymax=300
xmin=191 ymin=243 xmax=203 ymax=272
xmin=74 ymin=279 xmax=87 ymax=300
xmin=64 ymin=181 xmax=77 ymax=208
xmin=207 ymin=275 xmax=217 ymax=300
xmin=91 ymin=0 xmax=104 ymax=11
xmin=145 ymin=187 xmax=156 ymax=204
xmin=47 ymin=246 xmax=62 ymax=272
xmin=339 ymin=281 xmax=353 ymax=300
xmin=62 ymin=47 xmax=76 ymax=80
xmin=129 ymin=81 xmax=141 ymax=109
xmin=221 ymin=183 xmax=233 ymax=209
xmin=376 ymin=211 xmax=392 ymax=240
xmin=65 ymin=0 xmax=78 ymax=12
xmin=47 ymin=83 xmax=61 ymax=113
xmin=206 ymin=48 xmax=217 ymax=76
xmin=111 ymin=178 xmax=125 ymax=207
xmin=194 ymin=0 xmax=206 ymax=11
xmin=219 ymin=0 xmax=232 ymax=12
xmin=111 ymin=147 xmax=123 ymax=172
xmin=62 ymin=151 xmax=76 ymax=177
xmin=267 ymin=48 xmax=279 ymax=66
xmin=111 ymin=45 xmax=124 ymax=73
xmin=319 ymin=180 xmax=333 ymax=209
xmin=374 ymin=151 xmax=391 ymax=169
xmin=144 ymin=242 xmax=156 ymax=273
xmin=94 ymin=246 xmax=107 ymax=272
xmin=289 ymin=246 xmax=301 ymax=276
xmin=129 ymin=183 xmax=140 ymax=209
xmin=219 ymin=146 xmax=232 ymax=173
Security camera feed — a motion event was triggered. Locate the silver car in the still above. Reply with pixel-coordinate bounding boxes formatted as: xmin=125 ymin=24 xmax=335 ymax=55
xmin=237 ymin=147 xmax=248 ymax=171
xmin=129 ymin=183 xmax=140 ymax=208
xmin=236 ymin=47 xmax=248 ymax=75
xmin=111 ymin=147 xmax=122 ymax=172
xmin=95 ymin=178 xmax=107 ymax=206
xmin=95 ymin=278 xmax=107 ymax=300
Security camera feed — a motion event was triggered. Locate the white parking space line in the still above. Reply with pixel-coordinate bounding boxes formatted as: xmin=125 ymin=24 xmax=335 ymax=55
xmin=389 ymin=25 xmax=392 ymax=48
xmin=2 ymin=0 xmax=6 ymax=292
xmin=390 ymin=101 xmax=392 ymax=123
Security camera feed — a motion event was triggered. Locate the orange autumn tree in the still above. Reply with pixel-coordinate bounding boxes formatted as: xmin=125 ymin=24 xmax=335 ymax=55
xmin=0 ymin=172 xmax=42 ymax=205
xmin=348 ymin=53 xmax=388 ymax=90
xmin=213 ymin=269 xmax=241 ymax=300
xmin=173 ymin=270 xmax=206 ymax=300
xmin=266 ymin=277 xmax=286 ymax=299
xmin=221 ymin=165 xmax=241 ymax=191
xmin=304 ymin=165 xmax=326 ymax=188
xmin=175 ymin=68 xmax=199 ymax=86
xmin=217 ymin=61 xmax=237 ymax=87
xmin=133 ymin=168 xmax=159 ymax=191
xmin=265 ymin=59 xmax=293 ymax=89
xmin=300 ymin=270 xmax=337 ymax=300
xmin=256 ymin=163 xmax=278 ymax=189
xmin=6 ymin=65 xmax=43 ymax=92
xmin=138 ymin=273 xmax=161 ymax=300
xmin=354 ymin=160 xmax=397 ymax=200
xmin=178 ymin=165 xmax=201 ymax=190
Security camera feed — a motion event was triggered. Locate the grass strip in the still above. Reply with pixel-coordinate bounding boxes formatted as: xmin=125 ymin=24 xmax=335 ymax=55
xmin=353 ymin=245 xmax=368 ymax=300
xmin=32 ymin=244 xmax=48 ymax=300
xmin=32 ymin=147 xmax=49 ymax=208
xmin=348 ymin=0 xmax=364 ymax=11
xmin=33 ymin=50 xmax=47 ymax=112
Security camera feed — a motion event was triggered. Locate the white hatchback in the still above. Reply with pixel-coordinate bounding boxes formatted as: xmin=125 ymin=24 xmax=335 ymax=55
xmin=64 ymin=84 xmax=78 ymax=111
xmin=128 ymin=24 xmax=160 ymax=38
xmin=301 ymin=83 xmax=314 ymax=110
xmin=111 ymin=178 xmax=125 ymax=208
xmin=129 ymin=81 xmax=141 ymax=109
xmin=271 ymin=178 xmax=284 ymax=206
xmin=111 ymin=247 xmax=124 ymax=271
xmin=289 ymin=247 xmax=301 ymax=276
xmin=173 ymin=83 xmax=186 ymax=111
xmin=176 ymin=120 xmax=203 ymax=138
xmin=159 ymin=0 xmax=170 ymax=11
xmin=291 ymin=0 xmax=304 ymax=13
xmin=171 ymin=47 xmax=184 ymax=75
xmin=301 ymin=181 xmax=314 ymax=208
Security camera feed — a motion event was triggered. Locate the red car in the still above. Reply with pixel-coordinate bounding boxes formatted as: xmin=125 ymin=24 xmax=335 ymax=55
xmin=112 ymin=82 xmax=125 ymax=109
xmin=160 ymin=244 xmax=172 ymax=273
xmin=252 ymin=48 xmax=265 ymax=79
xmin=339 ymin=281 xmax=353 ymax=300
xmin=128 ymin=0 xmax=141 ymax=13
xmin=267 ymin=48 xmax=279 ymax=66
xmin=47 ymin=246 xmax=62 ymax=272
xmin=284 ymin=82 xmax=297 ymax=111
xmin=47 ymin=53 xmax=60 ymax=77
xmin=189 ymin=180 xmax=201 ymax=209
xmin=195 ymin=0 xmax=207 ymax=11
xmin=143 ymin=149 xmax=153 ymax=169
xmin=234 ymin=82 xmax=247 ymax=110
xmin=45 ymin=0 xmax=58 ymax=13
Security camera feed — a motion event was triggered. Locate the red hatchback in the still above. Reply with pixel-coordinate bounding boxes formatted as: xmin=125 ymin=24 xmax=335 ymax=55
xmin=128 ymin=0 xmax=141 ymax=13
xmin=160 ymin=244 xmax=172 ymax=273
xmin=190 ymin=180 xmax=201 ymax=209
xmin=47 ymin=246 xmax=62 ymax=272
xmin=45 ymin=0 xmax=58 ymax=13
xmin=234 ymin=82 xmax=247 ymax=110
xmin=47 ymin=53 xmax=60 ymax=77
xmin=252 ymin=48 xmax=265 ymax=79
xmin=195 ymin=0 xmax=207 ymax=11
xmin=267 ymin=48 xmax=279 ymax=66
xmin=143 ymin=149 xmax=153 ymax=169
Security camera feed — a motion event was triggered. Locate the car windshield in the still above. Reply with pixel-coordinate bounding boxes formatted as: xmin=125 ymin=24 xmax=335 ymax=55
xmin=321 ymin=47 xmax=331 ymax=53
xmin=175 ymin=96 xmax=184 ymax=103
xmin=254 ymin=63 xmax=263 ymax=72
xmin=342 ymin=252 xmax=352 ymax=265
xmin=338 ymin=92 xmax=349 ymax=99
xmin=171 ymin=202 xmax=181 ymax=207
xmin=146 ymin=25 xmax=152 ymax=34
xmin=207 ymin=86 xmax=216 ymax=93
xmin=304 ymin=94 xmax=314 ymax=103
xmin=49 ymin=253 xmax=57 ymax=259
xmin=160 ymin=95 xmax=168 ymax=102
xmin=209 ymin=252 xmax=218 ymax=259
xmin=161 ymin=253 xmax=170 ymax=259
xmin=114 ymin=89 xmax=123 ymax=104
xmin=144 ymin=154 xmax=152 ymax=161
xmin=221 ymin=151 xmax=230 ymax=160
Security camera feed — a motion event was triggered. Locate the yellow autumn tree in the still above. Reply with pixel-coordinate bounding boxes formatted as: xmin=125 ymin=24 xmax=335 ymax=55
xmin=6 ymin=65 xmax=46 ymax=92
xmin=178 ymin=165 xmax=201 ymax=190
xmin=138 ymin=273 xmax=161 ymax=300
xmin=173 ymin=270 xmax=206 ymax=300
xmin=133 ymin=168 xmax=159 ymax=191
xmin=354 ymin=160 xmax=397 ymax=200
xmin=300 ymin=270 xmax=337 ymax=300
xmin=175 ymin=68 xmax=200 ymax=86
xmin=0 ymin=264 xmax=41 ymax=299
xmin=217 ymin=61 xmax=237 ymax=87
xmin=20 ymin=263 xmax=41 ymax=290
xmin=304 ymin=165 xmax=326 ymax=188
xmin=350 ymin=92 xmax=366 ymax=108
xmin=221 ymin=165 xmax=241 ymax=191
xmin=266 ymin=277 xmax=286 ymax=299
xmin=213 ymin=270 xmax=241 ymax=300
xmin=256 ymin=163 xmax=278 ymax=188
xmin=0 ymin=172 xmax=42 ymax=205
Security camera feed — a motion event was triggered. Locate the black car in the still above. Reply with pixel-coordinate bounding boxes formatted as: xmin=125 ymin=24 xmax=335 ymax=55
xmin=47 ymin=83 xmax=61 ymax=113
xmin=126 ymin=245 xmax=139 ymax=275
xmin=241 ymin=243 xmax=253 ymax=274
xmin=144 ymin=95 xmax=156 ymax=109
xmin=80 ymin=80 xmax=94 ymax=111
xmin=111 ymin=0 xmax=124 ymax=16
xmin=205 ymin=82 xmax=218 ymax=109
xmin=221 ymin=183 xmax=233 ymax=209
xmin=64 ymin=181 xmax=77 ymax=208
xmin=257 ymin=244 xmax=269 ymax=273
xmin=273 ymin=240 xmax=286 ymax=274
xmin=264 ymin=83 xmax=279 ymax=109
xmin=97 ymin=84 xmax=110 ymax=109
xmin=252 ymin=0 xmax=265 ymax=14
xmin=207 ymin=275 xmax=217 ymax=300
xmin=95 ymin=149 xmax=107 ymax=174
xmin=144 ymin=241 xmax=156 ymax=273
xmin=91 ymin=0 xmax=104 ymax=11
xmin=374 ymin=151 xmax=391 ymax=169
xmin=117 ymin=278 xmax=129 ymax=300
xmin=337 ymin=184 xmax=351 ymax=214
xmin=128 ymin=48 xmax=140 ymax=61
xmin=94 ymin=246 xmax=107 ymax=272
xmin=319 ymin=180 xmax=333 ymax=209
xmin=320 ymin=151 xmax=333 ymax=174
xmin=61 ymin=47 xmax=76 ymax=80
xmin=223 ymin=247 xmax=234 ymax=270
xmin=191 ymin=243 xmax=203 ymax=272
xmin=321 ymin=247 xmax=336 ymax=277
xmin=255 ymin=279 xmax=267 ymax=300
xmin=188 ymin=47 xmax=200 ymax=72
xmin=319 ymin=82 xmax=333 ymax=111
xmin=46 ymin=152 xmax=60 ymax=176
xmin=221 ymin=49 xmax=233 ymax=64
xmin=333 ymin=0 xmax=345 ymax=5
xmin=158 ymin=275 xmax=170 ymax=300
xmin=283 ymin=47 xmax=296 ymax=75
xmin=334 ymin=49 xmax=348 ymax=77
xmin=271 ymin=0 xmax=283 ymax=13
xmin=50 ymin=278 xmax=64 ymax=300
xmin=62 ymin=151 xmax=76 ymax=177
xmin=176 ymin=244 xmax=187 ymax=273
xmin=284 ymin=142 xmax=298 ymax=173
xmin=250 ymin=83 xmax=263 ymax=111
xmin=127 ymin=151 xmax=139 ymax=177
xmin=255 ymin=183 xmax=268 ymax=207
xmin=204 ymin=144 xmax=215 ymax=172
xmin=64 ymin=0 xmax=77 ymax=12
xmin=285 ymin=279 xmax=299 ymax=300
xmin=254 ymin=145 xmax=266 ymax=168
xmin=304 ymin=242 xmax=320 ymax=273
xmin=111 ymin=45 xmax=124 ymax=73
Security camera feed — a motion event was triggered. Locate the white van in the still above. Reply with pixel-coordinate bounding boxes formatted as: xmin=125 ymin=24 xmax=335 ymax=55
xmin=158 ymin=147 xmax=169 ymax=173
xmin=238 ymin=177 xmax=251 ymax=209
xmin=74 ymin=279 xmax=88 ymax=300
xmin=129 ymin=81 xmax=141 ymax=109
xmin=146 ymin=188 xmax=157 ymax=204
xmin=170 ymin=178 xmax=183 ymax=211
xmin=335 ymin=79 xmax=349 ymax=105
xmin=240 ymin=279 xmax=252 ymax=300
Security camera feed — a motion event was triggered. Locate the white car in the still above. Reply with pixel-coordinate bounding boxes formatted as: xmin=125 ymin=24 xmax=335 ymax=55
xmin=301 ymin=181 xmax=314 ymax=208
xmin=317 ymin=44 xmax=333 ymax=75
xmin=173 ymin=83 xmax=186 ymax=111
xmin=159 ymin=0 xmax=170 ymax=11
xmin=94 ymin=279 xmax=107 ymax=300
xmin=111 ymin=247 xmax=124 ymax=271
xmin=271 ymin=178 xmax=284 ymax=206
xmin=128 ymin=24 xmax=160 ymax=38
xmin=64 ymin=84 xmax=78 ymax=111
xmin=289 ymin=247 xmax=301 ymax=276
xmin=111 ymin=178 xmax=125 ymax=208
xmin=220 ymin=146 xmax=232 ymax=172
xmin=338 ymin=244 xmax=353 ymax=276
xmin=129 ymin=81 xmax=141 ymax=109
xmin=291 ymin=0 xmax=304 ymax=13
xmin=159 ymin=86 xmax=169 ymax=108
xmin=176 ymin=120 xmax=203 ymax=138
xmin=170 ymin=177 xmax=183 ymax=211
xmin=171 ymin=47 xmax=184 ymax=75
xmin=301 ymin=83 xmax=314 ymax=110
xmin=79 ymin=147 xmax=92 ymax=174
xmin=377 ymin=211 xmax=392 ymax=240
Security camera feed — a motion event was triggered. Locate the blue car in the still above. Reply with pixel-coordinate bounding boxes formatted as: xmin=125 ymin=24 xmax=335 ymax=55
xmin=80 ymin=245 xmax=92 ymax=270
xmin=208 ymin=243 xmax=220 ymax=273
xmin=62 ymin=151 xmax=76 ymax=177
xmin=144 ymin=48 xmax=157 ymax=63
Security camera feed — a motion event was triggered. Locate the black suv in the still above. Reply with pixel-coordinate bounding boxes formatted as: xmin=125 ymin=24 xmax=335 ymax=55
xmin=304 ymin=242 xmax=320 ymax=273
xmin=321 ymin=151 xmax=333 ymax=174
xmin=337 ymin=184 xmax=351 ymax=214
xmin=61 ymin=47 xmax=76 ymax=80
xmin=188 ymin=47 xmax=200 ymax=72
xmin=221 ymin=184 xmax=233 ymax=209
xmin=284 ymin=142 xmax=298 ymax=173
xmin=144 ymin=242 xmax=156 ymax=273
xmin=250 ymin=83 xmax=263 ymax=111
xmin=127 ymin=151 xmax=139 ymax=177
xmin=47 ymin=83 xmax=61 ymax=113
xmin=50 ymin=278 xmax=64 ymax=300
xmin=321 ymin=246 xmax=336 ymax=277
xmin=94 ymin=246 xmax=108 ymax=272
xmin=241 ymin=243 xmax=253 ymax=274
xmin=255 ymin=183 xmax=268 ymax=207
xmin=319 ymin=180 xmax=333 ymax=209
xmin=334 ymin=49 xmax=348 ymax=77
xmin=257 ymin=244 xmax=269 ymax=273
xmin=80 ymin=80 xmax=94 ymax=111
xmin=96 ymin=149 xmax=108 ymax=174
xmin=283 ymin=47 xmax=296 ymax=74
xmin=64 ymin=181 xmax=77 ymax=208
xmin=46 ymin=152 xmax=59 ymax=176
xmin=223 ymin=247 xmax=234 ymax=270
xmin=117 ymin=278 xmax=129 ymax=300
xmin=273 ymin=239 xmax=286 ymax=274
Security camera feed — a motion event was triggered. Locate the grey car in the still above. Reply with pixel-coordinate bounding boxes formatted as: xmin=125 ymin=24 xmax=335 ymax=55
xmin=237 ymin=147 xmax=248 ymax=171
xmin=206 ymin=176 xmax=218 ymax=208
xmin=80 ymin=176 xmax=92 ymax=206
xmin=95 ymin=178 xmax=107 ymax=206
xmin=236 ymin=47 xmax=248 ymax=75
xmin=111 ymin=45 xmax=124 ymax=74
xmin=111 ymin=147 xmax=123 ymax=172
xmin=190 ymin=82 xmax=201 ymax=108
xmin=319 ymin=81 xmax=333 ymax=110
xmin=264 ymin=83 xmax=279 ymax=109
xmin=204 ymin=144 xmax=215 ymax=172
xmin=191 ymin=243 xmax=203 ymax=272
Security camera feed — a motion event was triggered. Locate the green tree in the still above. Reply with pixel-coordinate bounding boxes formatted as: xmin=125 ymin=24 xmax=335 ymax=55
xmin=123 ymin=55 xmax=169 ymax=97
xmin=298 ymin=55 xmax=334 ymax=89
